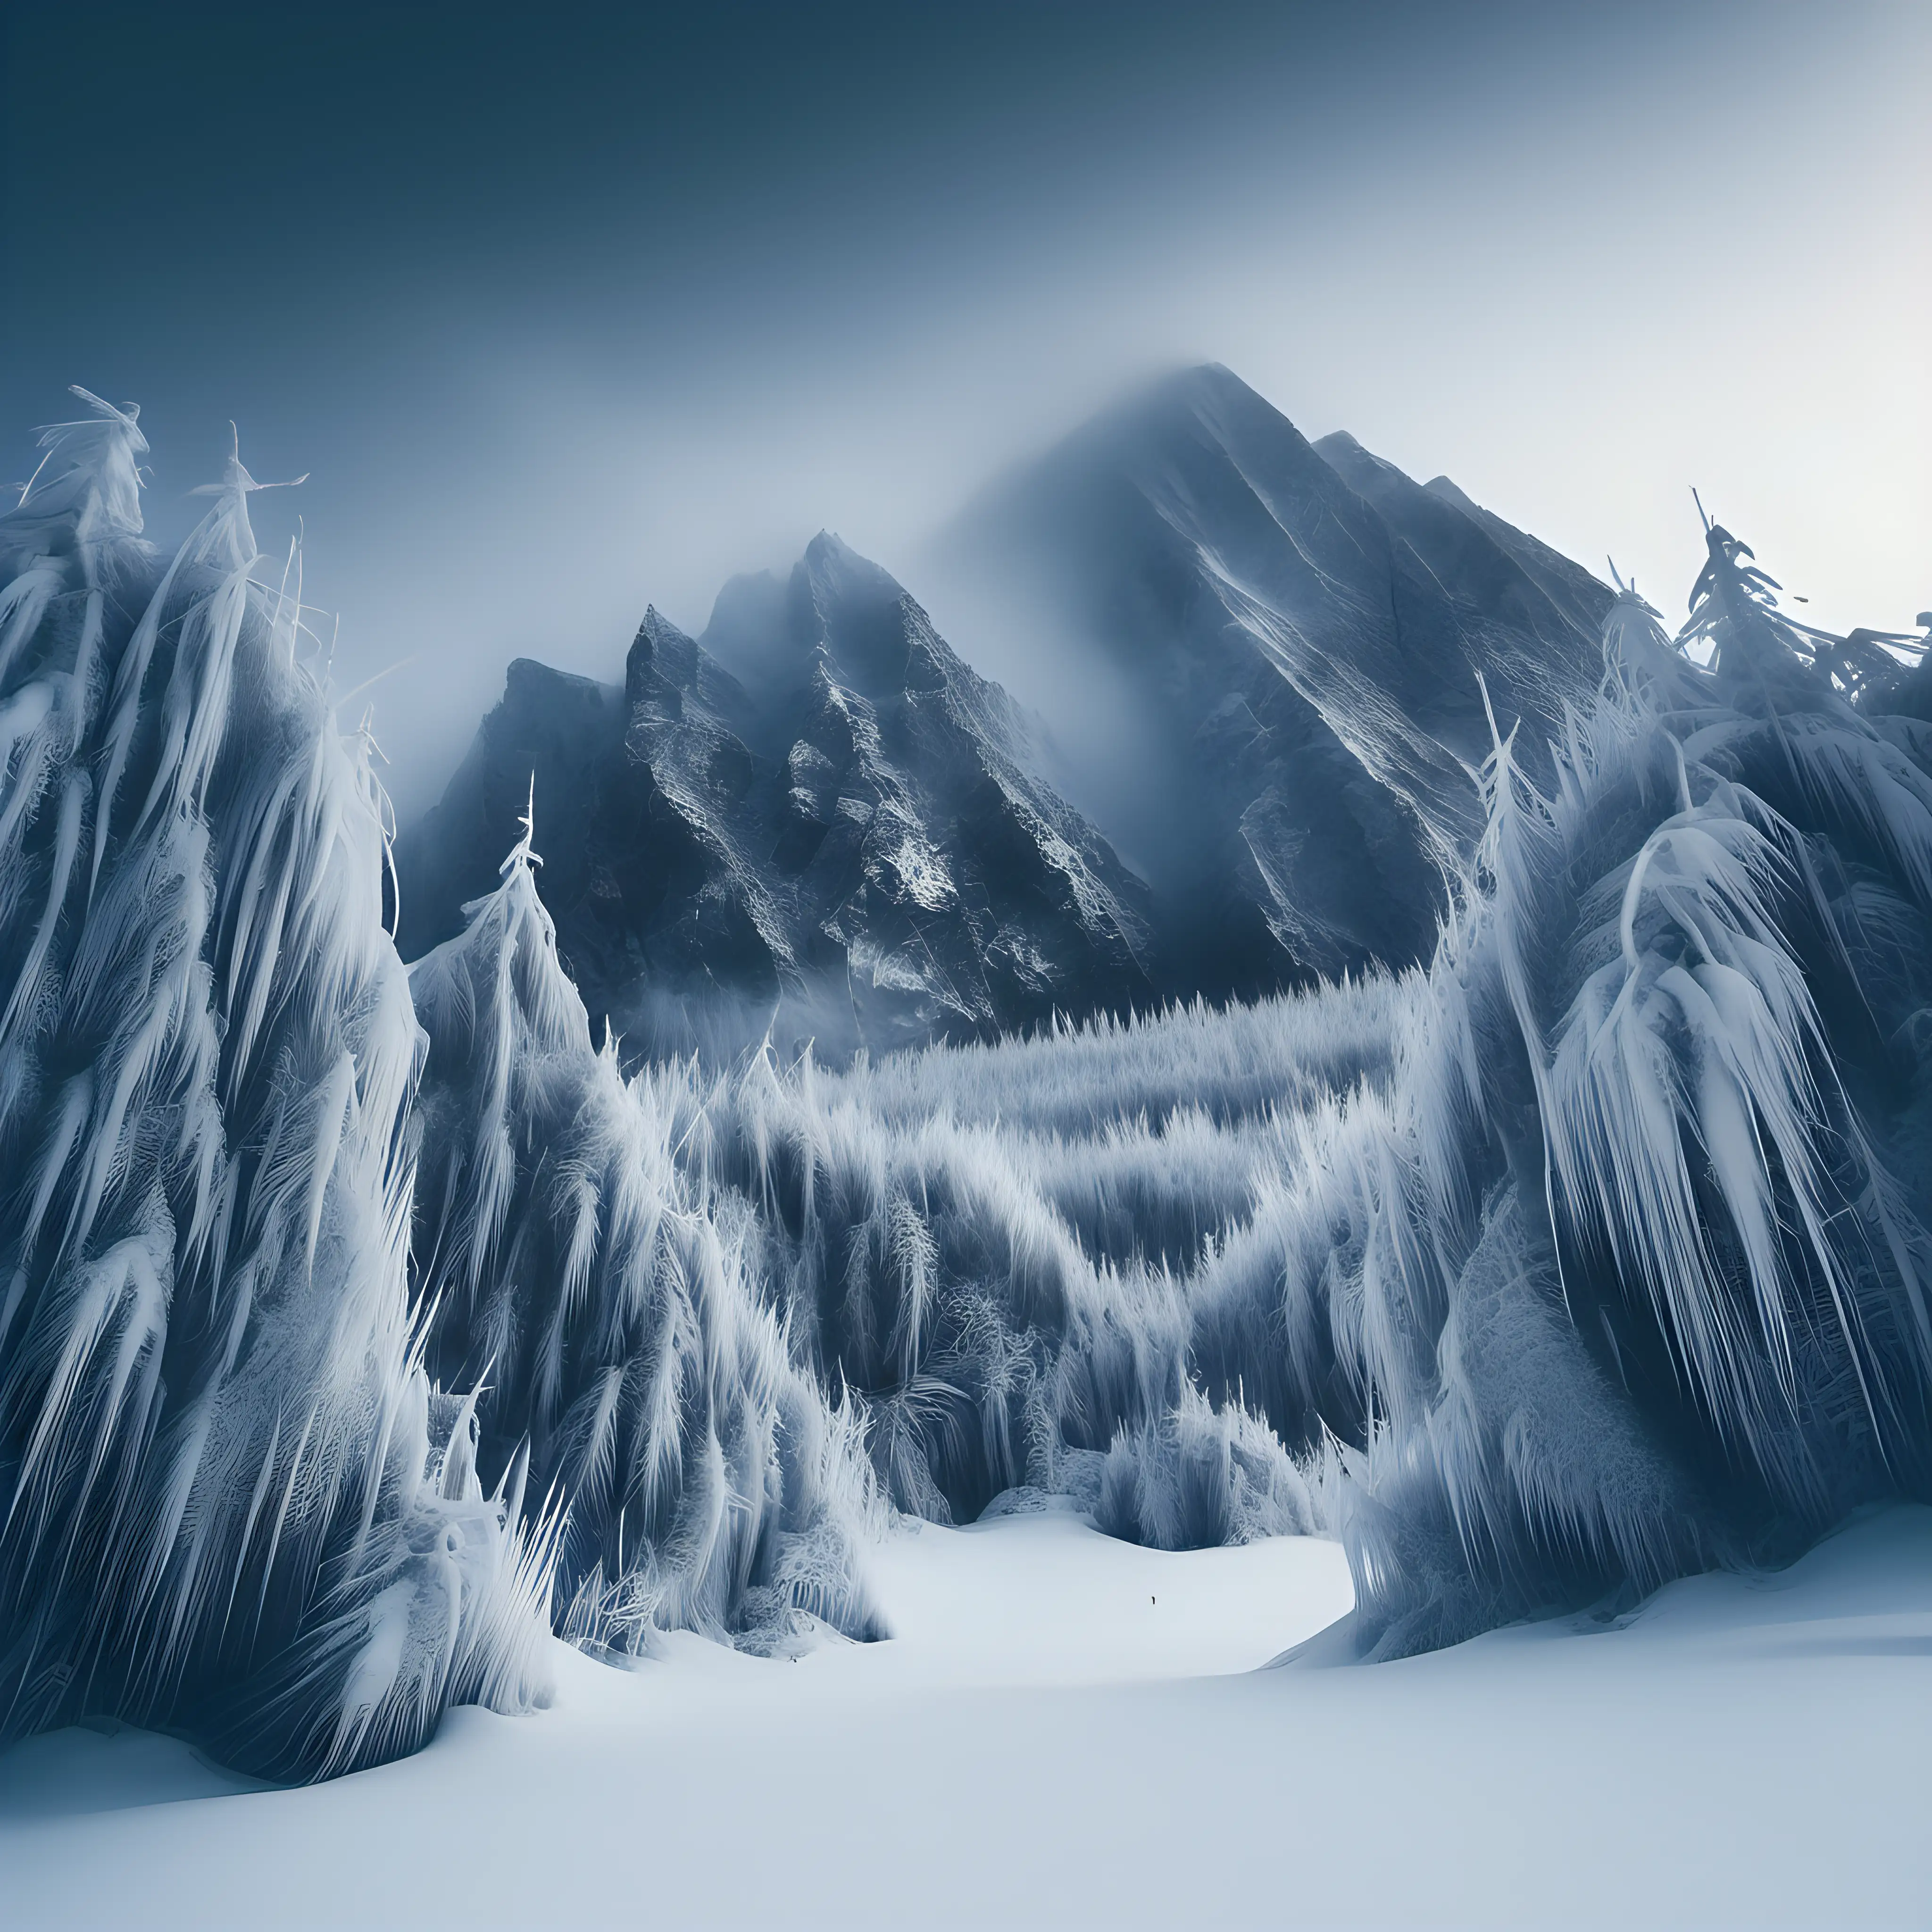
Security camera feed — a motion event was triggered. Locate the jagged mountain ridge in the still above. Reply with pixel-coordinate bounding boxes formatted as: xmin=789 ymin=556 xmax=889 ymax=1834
xmin=927 ymin=362 xmax=1617 ymax=996
xmin=398 ymin=533 xmax=1153 ymax=1058
xmin=403 ymin=365 xmax=1616 ymax=1054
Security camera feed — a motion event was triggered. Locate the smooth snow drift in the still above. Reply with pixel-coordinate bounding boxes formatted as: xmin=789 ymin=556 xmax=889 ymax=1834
xmin=6 ymin=1507 xmax=1932 ymax=1929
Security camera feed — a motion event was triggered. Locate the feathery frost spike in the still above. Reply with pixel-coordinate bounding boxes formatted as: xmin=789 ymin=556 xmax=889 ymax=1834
xmin=0 ymin=395 xmax=550 ymax=1780
xmin=408 ymin=789 xmax=887 ymax=1654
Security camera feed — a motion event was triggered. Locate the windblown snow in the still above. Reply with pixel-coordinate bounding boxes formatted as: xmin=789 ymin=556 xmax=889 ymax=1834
xmin=4 ymin=383 xmax=1932 ymax=1923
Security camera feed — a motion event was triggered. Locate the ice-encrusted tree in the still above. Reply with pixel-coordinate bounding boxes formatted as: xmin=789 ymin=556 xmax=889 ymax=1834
xmin=0 ymin=393 xmax=550 ymax=1778
xmin=1213 ymin=532 xmax=1932 ymax=1651
xmin=408 ymin=788 xmax=886 ymax=1652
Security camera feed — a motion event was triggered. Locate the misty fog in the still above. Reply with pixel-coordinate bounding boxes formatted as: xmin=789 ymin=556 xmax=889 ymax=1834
xmin=4 ymin=4 xmax=1924 ymax=821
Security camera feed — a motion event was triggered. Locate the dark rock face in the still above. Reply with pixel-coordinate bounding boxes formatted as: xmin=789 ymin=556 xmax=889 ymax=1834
xmin=401 ymin=364 xmax=1616 ymax=1050
xmin=395 ymin=657 xmax=631 ymax=975
xmin=398 ymin=535 xmax=1153 ymax=1058
xmin=930 ymin=363 xmax=1616 ymax=994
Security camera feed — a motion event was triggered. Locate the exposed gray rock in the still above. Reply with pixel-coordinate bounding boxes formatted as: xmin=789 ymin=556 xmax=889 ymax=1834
xmin=402 ymin=365 xmax=1616 ymax=1049
xmin=928 ymin=363 xmax=1615 ymax=994
xmin=399 ymin=536 xmax=1153 ymax=1059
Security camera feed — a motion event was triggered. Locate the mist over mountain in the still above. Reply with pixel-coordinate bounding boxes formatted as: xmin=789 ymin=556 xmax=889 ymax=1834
xmin=398 ymin=532 xmax=1152 ymax=1059
xmin=404 ymin=364 xmax=1619 ymax=1051
xmin=924 ymin=363 xmax=1616 ymax=995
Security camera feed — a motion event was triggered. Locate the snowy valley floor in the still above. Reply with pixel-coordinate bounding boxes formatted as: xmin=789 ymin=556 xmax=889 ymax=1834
xmin=5 ymin=1508 xmax=1932 ymax=1929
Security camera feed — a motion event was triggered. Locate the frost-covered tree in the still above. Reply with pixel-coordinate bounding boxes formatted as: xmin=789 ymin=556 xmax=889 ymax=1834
xmin=408 ymin=793 xmax=885 ymax=1653
xmin=0 ymin=393 xmax=550 ymax=1778
xmin=1197 ymin=537 xmax=1932 ymax=1650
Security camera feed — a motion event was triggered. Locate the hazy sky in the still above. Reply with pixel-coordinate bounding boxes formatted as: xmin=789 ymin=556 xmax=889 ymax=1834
xmin=4 ymin=1 xmax=1927 ymax=813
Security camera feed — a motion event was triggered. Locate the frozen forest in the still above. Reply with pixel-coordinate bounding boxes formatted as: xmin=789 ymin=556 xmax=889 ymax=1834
xmin=3 ymin=385 xmax=1932 ymax=1784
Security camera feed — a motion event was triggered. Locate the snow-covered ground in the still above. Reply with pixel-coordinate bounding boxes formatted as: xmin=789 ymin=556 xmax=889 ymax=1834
xmin=6 ymin=1507 xmax=1931 ymax=1929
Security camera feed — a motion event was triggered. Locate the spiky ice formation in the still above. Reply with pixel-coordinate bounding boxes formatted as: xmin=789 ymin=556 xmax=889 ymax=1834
xmin=408 ymin=793 xmax=886 ymax=1653
xmin=0 ymin=393 xmax=551 ymax=1779
xmin=1199 ymin=533 xmax=1932 ymax=1651
xmin=575 ymin=524 xmax=1932 ymax=1647
xmin=570 ymin=984 xmax=1397 ymax=1536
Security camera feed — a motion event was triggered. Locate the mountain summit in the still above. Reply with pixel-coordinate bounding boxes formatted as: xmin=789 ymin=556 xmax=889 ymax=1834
xmin=397 ymin=534 xmax=1152 ymax=1057
xmin=402 ymin=365 xmax=1615 ymax=1049
xmin=926 ymin=363 xmax=1615 ymax=994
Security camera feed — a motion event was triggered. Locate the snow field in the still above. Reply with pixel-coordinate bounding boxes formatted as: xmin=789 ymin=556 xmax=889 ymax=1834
xmin=6 ymin=1507 xmax=1932 ymax=1929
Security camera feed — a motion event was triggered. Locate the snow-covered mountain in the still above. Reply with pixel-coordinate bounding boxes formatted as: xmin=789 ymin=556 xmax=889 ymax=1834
xmin=927 ymin=362 xmax=1616 ymax=994
xmin=399 ymin=535 xmax=1153 ymax=1058
xmin=405 ymin=366 xmax=1616 ymax=1048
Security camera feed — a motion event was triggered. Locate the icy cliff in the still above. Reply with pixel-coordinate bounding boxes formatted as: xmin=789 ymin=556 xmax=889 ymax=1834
xmin=929 ymin=362 xmax=1616 ymax=996
xmin=400 ymin=537 xmax=1153 ymax=1060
